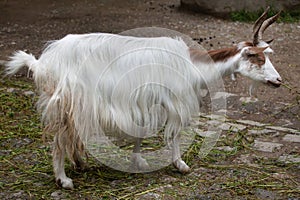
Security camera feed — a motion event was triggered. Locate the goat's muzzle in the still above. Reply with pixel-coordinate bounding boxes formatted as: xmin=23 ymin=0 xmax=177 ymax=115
xmin=267 ymin=78 xmax=282 ymax=88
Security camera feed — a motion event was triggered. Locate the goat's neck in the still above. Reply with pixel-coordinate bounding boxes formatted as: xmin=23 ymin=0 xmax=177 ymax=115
xmin=190 ymin=47 xmax=241 ymax=78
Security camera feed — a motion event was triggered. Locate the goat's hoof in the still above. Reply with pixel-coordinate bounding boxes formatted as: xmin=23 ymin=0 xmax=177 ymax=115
xmin=56 ymin=177 xmax=74 ymax=189
xmin=131 ymin=153 xmax=149 ymax=171
xmin=137 ymin=157 xmax=150 ymax=170
xmin=173 ymin=159 xmax=190 ymax=173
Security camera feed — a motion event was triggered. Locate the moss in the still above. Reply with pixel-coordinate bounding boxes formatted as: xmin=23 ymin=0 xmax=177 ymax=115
xmin=230 ymin=8 xmax=300 ymax=23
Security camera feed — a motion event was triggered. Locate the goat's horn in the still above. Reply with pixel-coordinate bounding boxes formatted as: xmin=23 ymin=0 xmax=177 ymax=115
xmin=258 ymin=11 xmax=281 ymax=41
xmin=253 ymin=6 xmax=270 ymax=46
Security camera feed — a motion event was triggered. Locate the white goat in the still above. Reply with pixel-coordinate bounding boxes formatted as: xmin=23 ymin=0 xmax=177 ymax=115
xmin=6 ymin=8 xmax=281 ymax=189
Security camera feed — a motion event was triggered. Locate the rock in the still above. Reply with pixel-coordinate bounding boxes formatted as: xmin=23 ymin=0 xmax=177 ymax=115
xmin=51 ymin=190 xmax=66 ymax=200
xmin=248 ymin=129 xmax=276 ymax=135
xmin=138 ymin=192 xmax=161 ymax=200
xmin=212 ymin=92 xmax=237 ymax=100
xmin=215 ymin=146 xmax=236 ymax=152
xmin=195 ymin=129 xmax=217 ymax=138
xmin=181 ymin=0 xmax=300 ymax=16
xmin=221 ymin=122 xmax=247 ymax=132
xmin=190 ymin=119 xmax=206 ymax=127
xmin=282 ymin=134 xmax=300 ymax=143
xmin=204 ymin=114 xmax=226 ymax=121
xmin=233 ymin=154 xmax=254 ymax=165
xmin=157 ymin=184 xmax=173 ymax=192
xmin=192 ymin=194 xmax=212 ymax=200
xmin=266 ymin=126 xmax=300 ymax=134
xmin=239 ymin=96 xmax=258 ymax=103
xmin=278 ymin=155 xmax=300 ymax=164
xmin=253 ymin=140 xmax=283 ymax=152
xmin=218 ymin=123 xmax=234 ymax=131
xmin=255 ymin=188 xmax=277 ymax=200
xmin=11 ymin=190 xmax=25 ymax=199
xmin=160 ymin=175 xmax=177 ymax=183
xmin=24 ymin=91 xmax=35 ymax=96
xmin=7 ymin=88 xmax=17 ymax=93
xmin=236 ymin=120 xmax=266 ymax=127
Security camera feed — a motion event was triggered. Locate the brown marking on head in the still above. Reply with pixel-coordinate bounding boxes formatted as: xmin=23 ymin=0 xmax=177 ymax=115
xmin=244 ymin=46 xmax=268 ymax=67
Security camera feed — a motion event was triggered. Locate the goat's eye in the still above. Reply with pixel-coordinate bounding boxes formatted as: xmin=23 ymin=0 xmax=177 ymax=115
xmin=247 ymin=54 xmax=257 ymax=57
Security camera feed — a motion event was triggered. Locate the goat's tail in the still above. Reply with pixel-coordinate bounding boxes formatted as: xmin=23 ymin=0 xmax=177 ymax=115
xmin=5 ymin=50 xmax=38 ymax=76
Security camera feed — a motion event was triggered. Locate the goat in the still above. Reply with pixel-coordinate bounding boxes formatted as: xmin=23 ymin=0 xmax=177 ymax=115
xmin=5 ymin=8 xmax=281 ymax=189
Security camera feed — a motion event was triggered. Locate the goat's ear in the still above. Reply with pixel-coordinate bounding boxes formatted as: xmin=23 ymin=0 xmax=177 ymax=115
xmin=265 ymin=39 xmax=274 ymax=44
xmin=242 ymin=48 xmax=257 ymax=57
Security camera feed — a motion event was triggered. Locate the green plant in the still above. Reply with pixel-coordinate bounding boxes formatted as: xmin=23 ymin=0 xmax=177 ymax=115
xmin=230 ymin=7 xmax=300 ymax=23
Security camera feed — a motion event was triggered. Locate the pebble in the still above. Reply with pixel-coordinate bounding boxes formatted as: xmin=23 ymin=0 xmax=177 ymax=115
xmin=206 ymin=120 xmax=224 ymax=129
xmin=212 ymin=92 xmax=237 ymax=100
xmin=215 ymin=146 xmax=236 ymax=152
xmin=24 ymin=91 xmax=35 ymax=96
xmin=248 ymin=129 xmax=276 ymax=135
xmin=190 ymin=119 xmax=206 ymax=127
xmin=195 ymin=129 xmax=217 ymax=138
xmin=236 ymin=120 xmax=266 ymax=127
xmin=204 ymin=114 xmax=226 ymax=121
xmin=253 ymin=140 xmax=283 ymax=153
xmin=266 ymin=126 xmax=300 ymax=134
xmin=11 ymin=190 xmax=25 ymax=198
xmin=51 ymin=190 xmax=66 ymax=200
xmin=224 ymin=122 xmax=247 ymax=132
xmin=282 ymin=134 xmax=300 ymax=143
xmin=255 ymin=188 xmax=277 ymax=200
xmin=7 ymin=88 xmax=17 ymax=93
xmin=239 ymin=96 xmax=258 ymax=103
xmin=138 ymin=192 xmax=161 ymax=200
xmin=278 ymin=155 xmax=300 ymax=164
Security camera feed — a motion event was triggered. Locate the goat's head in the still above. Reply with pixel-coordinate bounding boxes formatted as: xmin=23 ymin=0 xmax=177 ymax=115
xmin=236 ymin=7 xmax=282 ymax=87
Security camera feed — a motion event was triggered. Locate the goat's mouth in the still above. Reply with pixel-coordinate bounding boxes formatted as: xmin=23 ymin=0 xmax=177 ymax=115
xmin=267 ymin=80 xmax=281 ymax=88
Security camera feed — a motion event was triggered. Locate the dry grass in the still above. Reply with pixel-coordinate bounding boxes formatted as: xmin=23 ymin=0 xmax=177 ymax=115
xmin=0 ymin=73 xmax=299 ymax=199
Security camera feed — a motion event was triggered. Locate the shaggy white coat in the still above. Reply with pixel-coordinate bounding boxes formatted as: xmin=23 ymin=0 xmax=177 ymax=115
xmin=6 ymin=32 xmax=281 ymax=189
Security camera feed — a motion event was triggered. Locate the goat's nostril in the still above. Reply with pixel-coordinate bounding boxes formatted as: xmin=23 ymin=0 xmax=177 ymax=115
xmin=277 ymin=77 xmax=282 ymax=83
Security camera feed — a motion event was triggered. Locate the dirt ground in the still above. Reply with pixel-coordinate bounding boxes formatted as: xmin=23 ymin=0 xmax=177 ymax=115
xmin=0 ymin=0 xmax=299 ymax=199
xmin=1 ymin=0 xmax=299 ymax=129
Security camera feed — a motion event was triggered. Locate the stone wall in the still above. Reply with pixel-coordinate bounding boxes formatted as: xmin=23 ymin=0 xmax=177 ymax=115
xmin=181 ymin=0 xmax=300 ymax=16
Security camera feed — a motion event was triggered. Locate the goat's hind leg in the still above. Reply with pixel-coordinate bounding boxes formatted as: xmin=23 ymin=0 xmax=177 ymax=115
xmin=71 ymin=136 xmax=86 ymax=170
xmin=172 ymin=134 xmax=190 ymax=173
xmin=131 ymin=138 xmax=149 ymax=171
xmin=53 ymin=132 xmax=74 ymax=189
xmin=72 ymin=150 xmax=86 ymax=170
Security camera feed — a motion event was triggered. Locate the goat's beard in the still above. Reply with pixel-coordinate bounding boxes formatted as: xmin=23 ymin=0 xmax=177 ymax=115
xmin=249 ymin=80 xmax=260 ymax=97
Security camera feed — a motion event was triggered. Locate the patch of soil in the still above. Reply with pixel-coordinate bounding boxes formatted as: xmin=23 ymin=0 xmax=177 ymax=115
xmin=1 ymin=0 xmax=299 ymax=130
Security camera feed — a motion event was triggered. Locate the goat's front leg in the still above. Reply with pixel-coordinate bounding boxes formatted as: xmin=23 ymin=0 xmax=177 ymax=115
xmin=172 ymin=134 xmax=190 ymax=173
xmin=53 ymin=135 xmax=74 ymax=189
xmin=131 ymin=138 xmax=149 ymax=170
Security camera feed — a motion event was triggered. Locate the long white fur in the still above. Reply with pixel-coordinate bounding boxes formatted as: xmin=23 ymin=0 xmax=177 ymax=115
xmin=6 ymin=33 xmax=219 ymax=188
xmin=6 ymin=33 xmax=281 ymax=189
xmin=30 ymin=34 xmax=202 ymax=143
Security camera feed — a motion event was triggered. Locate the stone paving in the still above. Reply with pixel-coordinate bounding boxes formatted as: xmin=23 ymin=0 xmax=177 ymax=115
xmin=195 ymin=112 xmax=300 ymax=166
